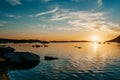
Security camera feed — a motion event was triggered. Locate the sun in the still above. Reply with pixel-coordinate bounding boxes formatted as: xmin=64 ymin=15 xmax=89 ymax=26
xmin=92 ymin=35 xmax=99 ymax=42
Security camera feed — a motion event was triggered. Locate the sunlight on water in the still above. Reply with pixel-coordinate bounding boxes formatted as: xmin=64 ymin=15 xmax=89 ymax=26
xmin=93 ymin=42 xmax=98 ymax=52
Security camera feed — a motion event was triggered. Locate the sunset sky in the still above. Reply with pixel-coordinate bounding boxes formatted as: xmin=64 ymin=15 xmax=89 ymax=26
xmin=0 ymin=0 xmax=120 ymax=41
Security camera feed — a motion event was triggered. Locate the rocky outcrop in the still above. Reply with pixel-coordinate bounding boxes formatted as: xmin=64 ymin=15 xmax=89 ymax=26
xmin=3 ymin=52 xmax=40 ymax=65
xmin=44 ymin=56 xmax=58 ymax=60
xmin=32 ymin=45 xmax=42 ymax=48
xmin=0 ymin=46 xmax=15 ymax=56
xmin=106 ymin=35 xmax=120 ymax=42
xmin=74 ymin=46 xmax=82 ymax=49
xmin=44 ymin=45 xmax=48 ymax=47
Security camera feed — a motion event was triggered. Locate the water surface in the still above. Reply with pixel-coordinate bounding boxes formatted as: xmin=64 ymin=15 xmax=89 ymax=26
xmin=1 ymin=42 xmax=120 ymax=80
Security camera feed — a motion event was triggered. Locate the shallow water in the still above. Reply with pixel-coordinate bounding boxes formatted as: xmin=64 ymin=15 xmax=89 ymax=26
xmin=1 ymin=42 xmax=120 ymax=80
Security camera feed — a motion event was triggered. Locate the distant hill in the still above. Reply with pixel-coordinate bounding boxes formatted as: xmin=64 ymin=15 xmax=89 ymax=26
xmin=106 ymin=35 xmax=120 ymax=42
xmin=0 ymin=38 xmax=91 ymax=43
xmin=0 ymin=38 xmax=41 ymax=43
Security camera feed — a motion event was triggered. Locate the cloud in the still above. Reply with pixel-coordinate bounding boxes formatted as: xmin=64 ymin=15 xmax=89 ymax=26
xmin=106 ymin=22 xmax=120 ymax=32
xmin=5 ymin=14 xmax=21 ymax=18
xmin=0 ymin=21 xmax=7 ymax=27
xmin=51 ymin=13 xmax=69 ymax=21
xmin=98 ymin=0 xmax=102 ymax=6
xmin=56 ymin=26 xmax=83 ymax=31
xmin=35 ymin=7 xmax=58 ymax=17
xmin=42 ymin=0 xmax=52 ymax=2
xmin=51 ymin=9 xmax=120 ymax=32
xmin=6 ymin=0 xmax=22 ymax=6
xmin=72 ymin=0 xmax=82 ymax=2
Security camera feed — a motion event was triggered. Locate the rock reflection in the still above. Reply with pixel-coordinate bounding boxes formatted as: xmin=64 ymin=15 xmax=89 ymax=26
xmin=0 ymin=61 xmax=40 ymax=80
xmin=0 ymin=62 xmax=9 ymax=80
xmin=9 ymin=61 xmax=40 ymax=70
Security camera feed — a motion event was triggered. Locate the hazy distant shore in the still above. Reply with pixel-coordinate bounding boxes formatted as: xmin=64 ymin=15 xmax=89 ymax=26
xmin=1 ymin=35 xmax=120 ymax=44
xmin=0 ymin=38 xmax=91 ymax=43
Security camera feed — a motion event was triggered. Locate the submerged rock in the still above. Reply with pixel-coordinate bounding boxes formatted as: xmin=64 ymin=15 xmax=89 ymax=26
xmin=3 ymin=52 xmax=40 ymax=65
xmin=0 ymin=46 xmax=15 ymax=56
xmin=74 ymin=46 xmax=82 ymax=49
xmin=44 ymin=56 xmax=58 ymax=60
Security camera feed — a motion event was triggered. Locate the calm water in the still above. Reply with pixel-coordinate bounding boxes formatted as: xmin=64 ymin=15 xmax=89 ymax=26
xmin=2 ymin=42 xmax=120 ymax=80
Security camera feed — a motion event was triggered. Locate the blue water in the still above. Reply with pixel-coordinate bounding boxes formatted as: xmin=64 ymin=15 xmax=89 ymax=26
xmin=3 ymin=43 xmax=120 ymax=80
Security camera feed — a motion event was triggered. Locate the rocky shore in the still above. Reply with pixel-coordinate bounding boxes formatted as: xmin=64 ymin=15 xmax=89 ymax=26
xmin=0 ymin=46 xmax=40 ymax=80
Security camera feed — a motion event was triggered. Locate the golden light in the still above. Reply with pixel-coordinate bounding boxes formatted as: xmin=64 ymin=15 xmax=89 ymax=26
xmin=93 ymin=42 xmax=98 ymax=52
xmin=92 ymin=35 xmax=99 ymax=42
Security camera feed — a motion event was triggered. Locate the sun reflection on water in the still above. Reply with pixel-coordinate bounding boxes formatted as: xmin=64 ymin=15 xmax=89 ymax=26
xmin=93 ymin=42 xmax=98 ymax=52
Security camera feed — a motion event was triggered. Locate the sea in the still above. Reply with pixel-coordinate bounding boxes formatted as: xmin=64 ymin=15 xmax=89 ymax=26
xmin=1 ymin=42 xmax=120 ymax=80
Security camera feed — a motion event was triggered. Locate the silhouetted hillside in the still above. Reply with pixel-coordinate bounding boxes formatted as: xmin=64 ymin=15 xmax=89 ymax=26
xmin=0 ymin=38 xmax=90 ymax=43
xmin=106 ymin=35 xmax=120 ymax=42
xmin=50 ymin=40 xmax=90 ymax=43
xmin=0 ymin=38 xmax=41 ymax=43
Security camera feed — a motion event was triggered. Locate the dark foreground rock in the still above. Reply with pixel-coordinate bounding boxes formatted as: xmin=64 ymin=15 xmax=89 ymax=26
xmin=0 ymin=46 xmax=15 ymax=56
xmin=0 ymin=46 xmax=40 ymax=79
xmin=3 ymin=52 xmax=40 ymax=65
xmin=0 ymin=61 xmax=9 ymax=80
xmin=10 ymin=60 xmax=39 ymax=70
xmin=44 ymin=56 xmax=58 ymax=60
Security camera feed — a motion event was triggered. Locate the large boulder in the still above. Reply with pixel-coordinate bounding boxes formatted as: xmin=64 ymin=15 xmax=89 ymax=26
xmin=3 ymin=52 xmax=40 ymax=65
xmin=0 ymin=46 xmax=15 ymax=56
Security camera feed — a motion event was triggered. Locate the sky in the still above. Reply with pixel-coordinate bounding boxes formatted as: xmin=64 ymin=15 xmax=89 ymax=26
xmin=0 ymin=0 xmax=120 ymax=41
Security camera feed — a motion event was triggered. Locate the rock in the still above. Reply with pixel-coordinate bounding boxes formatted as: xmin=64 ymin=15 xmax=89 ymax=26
xmin=98 ymin=42 xmax=102 ymax=44
xmin=32 ymin=45 xmax=42 ymax=48
xmin=74 ymin=46 xmax=82 ymax=49
xmin=103 ymin=42 xmax=105 ymax=44
xmin=44 ymin=45 xmax=48 ymax=47
xmin=44 ymin=56 xmax=58 ymax=60
xmin=0 ymin=46 xmax=15 ymax=56
xmin=3 ymin=52 xmax=40 ymax=65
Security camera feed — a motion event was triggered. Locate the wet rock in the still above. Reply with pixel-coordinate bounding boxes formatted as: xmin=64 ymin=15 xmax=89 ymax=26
xmin=3 ymin=52 xmax=40 ymax=65
xmin=0 ymin=46 xmax=15 ymax=56
xmin=32 ymin=45 xmax=42 ymax=48
xmin=44 ymin=45 xmax=48 ymax=47
xmin=44 ymin=56 xmax=58 ymax=60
